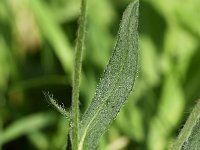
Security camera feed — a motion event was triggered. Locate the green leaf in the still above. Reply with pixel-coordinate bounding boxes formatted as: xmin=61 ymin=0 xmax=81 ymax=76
xmin=171 ymin=100 xmax=200 ymax=150
xmin=78 ymin=1 xmax=139 ymax=149
xmin=44 ymin=92 xmax=70 ymax=119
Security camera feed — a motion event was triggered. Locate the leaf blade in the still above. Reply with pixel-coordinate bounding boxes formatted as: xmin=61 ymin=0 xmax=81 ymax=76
xmin=78 ymin=1 xmax=139 ymax=149
xmin=171 ymin=100 xmax=200 ymax=150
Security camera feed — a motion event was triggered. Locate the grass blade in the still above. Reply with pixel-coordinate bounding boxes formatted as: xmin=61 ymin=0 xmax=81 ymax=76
xmin=78 ymin=1 xmax=139 ymax=149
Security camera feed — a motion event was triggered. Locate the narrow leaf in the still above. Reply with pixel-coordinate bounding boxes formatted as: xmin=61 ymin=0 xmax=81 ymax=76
xmin=44 ymin=92 xmax=70 ymax=119
xmin=78 ymin=1 xmax=139 ymax=149
xmin=171 ymin=100 xmax=200 ymax=150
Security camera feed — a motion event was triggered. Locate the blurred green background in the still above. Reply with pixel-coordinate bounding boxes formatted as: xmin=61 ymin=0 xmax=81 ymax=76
xmin=0 ymin=0 xmax=200 ymax=149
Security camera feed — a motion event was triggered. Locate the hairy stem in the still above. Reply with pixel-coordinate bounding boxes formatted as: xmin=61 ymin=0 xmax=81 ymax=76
xmin=71 ymin=0 xmax=87 ymax=149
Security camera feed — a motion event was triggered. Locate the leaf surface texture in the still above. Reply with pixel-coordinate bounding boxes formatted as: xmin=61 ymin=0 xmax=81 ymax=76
xmin=78 ymin=1 xmax=139 ymax=149
xmin=172 ymin=100 xmax=200 ymax=150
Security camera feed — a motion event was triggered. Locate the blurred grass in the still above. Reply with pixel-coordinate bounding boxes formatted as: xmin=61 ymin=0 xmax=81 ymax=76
xmin=0 ymin=0 xmax=200 ymax=149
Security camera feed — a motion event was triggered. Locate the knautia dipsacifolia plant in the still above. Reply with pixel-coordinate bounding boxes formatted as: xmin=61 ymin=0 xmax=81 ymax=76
xmin=45 ymin=0 xmax=200 ymax=149
xmin=46 ymin=0 xmax=139 ymax=149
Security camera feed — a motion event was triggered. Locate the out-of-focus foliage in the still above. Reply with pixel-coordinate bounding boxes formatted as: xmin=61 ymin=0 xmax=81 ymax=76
xmin=0 ymin=0 xmax=199 ymax=149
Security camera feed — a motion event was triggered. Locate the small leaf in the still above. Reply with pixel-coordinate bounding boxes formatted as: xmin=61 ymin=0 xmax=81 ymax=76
xmin=44 ymin=91 xmax=70 ymax=119
xmin=78 ymin=0 xmax=139 ymax=149
xmin=171 ymin=100 xmax=200 ymax=150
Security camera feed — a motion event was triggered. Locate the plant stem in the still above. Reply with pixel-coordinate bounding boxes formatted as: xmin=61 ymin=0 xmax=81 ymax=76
xmin=71 ymin=0 xmax=87 ymax=149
